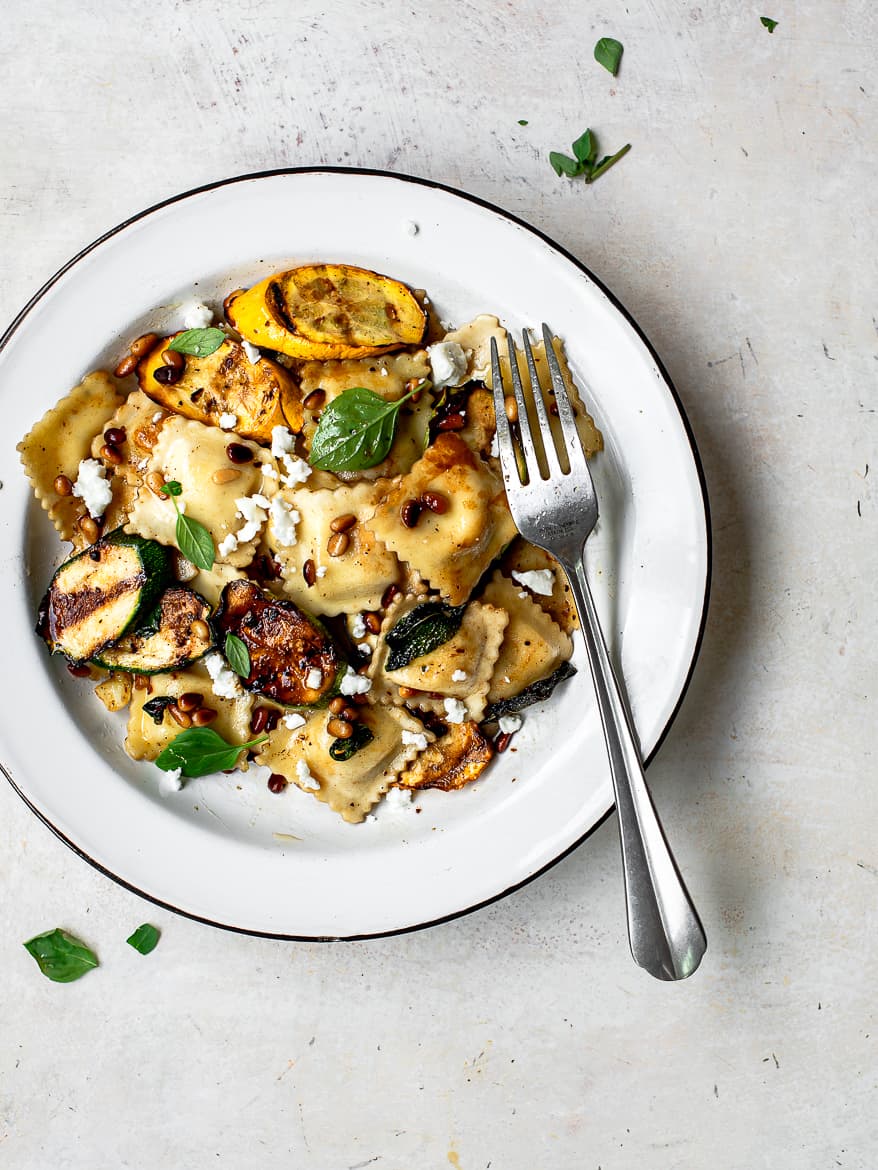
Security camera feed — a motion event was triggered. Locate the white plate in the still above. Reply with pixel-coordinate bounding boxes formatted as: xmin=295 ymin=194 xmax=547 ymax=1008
xmin=0 ymin=169 xmax=709 ymax=939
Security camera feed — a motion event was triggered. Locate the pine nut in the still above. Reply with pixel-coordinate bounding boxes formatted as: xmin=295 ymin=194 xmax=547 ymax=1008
xmin=381 ymin=584 xmax=400 ymax=609
xmin=303 ymin=559 xmax=316 ymax=587
xmin=130 ymin=332 xmax=160 ymax=360
xmin=329 ymin=697 xmax=347 ymax=715
xmin=191 ymin=707 xmax=218 ymax=726
xmin=495 ymin=732 xmax=512 ymax=753
xmin=437 ymin=412 xmax=465 ymax=431
xmin=363 ymin=612 xmax=382 ymax=634
xmin=211 ymin=467 xmax=241 ymax=485
xmin=177 ymin=692 xmax=204 ymax=713
xmin=191 ymin=619 xmax=210 ymax=641
xmin=251 ymin=706 xmax=272 ymax=734
xmin=154 ymin=364 xmax=183 ymax=386
xmin=267 ymin=773 xmax=288 ymax=793
xmin=327 ymin=531 xmax=349 ymax=557
xmin=66 ymin=663 xmax=92 ymax=678
xmin=104 ymin=427 xmax=127 ymax=447
xmin=341 ymin=706 xmax=359 ymax=723
xmin=132 ymin=674 xmax=151 ymax=691
xmin=100 ymin=443 xmax=123 ymax=466
xmin=226 ymin=442 xmax=253 ymax=464
xmin=400 ymin=499 xmax=421 ymax=528
xmin=79 ymin=516 xmax=100 ymax=544
xmin=420 ymin=491 xmax=448 ymax=515
xmin=54 ymin=474 xmax=73 ymax=497
xmin=162 ymin=348 xmax=185 ymax=371
xmin=504 ymin=396 xmax=518 ymax=423
xmin=330 ymin=513 xmax=357 ymax=533
xmin=169 ymin=703 xmax=192 ymax=729
xmin=303 ymin=389 xmax=326 ymax=410
xmin=114 ymin=354 xmax=139 ymax=378
xmin=146 ymin=471 xmax=168 ymax=498
xmin=327 ymin=717 xmax=353 ymax=739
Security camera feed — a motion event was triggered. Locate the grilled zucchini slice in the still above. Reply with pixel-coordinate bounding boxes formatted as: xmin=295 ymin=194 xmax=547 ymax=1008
xmin=92 ymin=587 xmax=214 ymax=674
xmin=37 ymin=531 xmax=170 ymax=664
xmin=214 ymin=579 xmax=346 ymax=707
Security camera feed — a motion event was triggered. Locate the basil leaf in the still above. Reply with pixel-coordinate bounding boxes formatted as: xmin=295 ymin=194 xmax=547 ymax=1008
xmin=586 ymin=143 xmax=632 ymax=183
xmin=517 ymin=119 xmax=529 ymax=126
xmin=163 ymin=480 xmax=182 ymax=497
xmin=127 ymin=924 xmax=160 ymax=955
xmin=329 ymin=724 xmax=375 ymax=761
xmin=176 ymin=513 xmax=215 ymax=571
xmin=760 ymin=16 xmax=778 ymax=32
xmin=483 ymin=661 xmax=577 ymax=722
xmin=594 ymin=37 xmax=624 ymax=75
xmin=309 ymin=385 xmax=419 ymax=472
xmin=385 ymin=601 xmax=467 ymax=672
xmin=168 ymin=327 xmax=225 ymax=357
xmin=224 ymin=632 xmax=250 ymax=678
xmin=23 ymin=928 xmax=98 ymax=983
xmin=143 ymin=696 xmax=174 ymax=725
xmin=549 ymin=151 xmax=583 ymax=178
xmin=572 ymin=129 xmax=596 ymax=165
xmin=155 ymin=727 xmax=269 ymax=778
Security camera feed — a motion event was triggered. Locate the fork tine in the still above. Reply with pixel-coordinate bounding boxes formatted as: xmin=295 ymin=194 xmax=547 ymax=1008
xmin=521 ymin=330 xmax=563 ymax=476
xmin=489 ymin=337 xmax=520 ymax=486
xmin=541 ymin=323 xmax=588 ymax=471
xmin=505 ymin=333 xmax=543 ymax=484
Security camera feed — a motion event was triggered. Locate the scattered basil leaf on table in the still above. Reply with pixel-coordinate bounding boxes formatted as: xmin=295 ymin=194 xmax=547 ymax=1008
xmin=156 ymin=727 xmax=268 ymax=778
xmin=594 ymin=37 xmax=624 ymax=75
xmin=224 ymin=633 xmax=251 ymax=678
xmin=127 ymin=924 xmax=160 ymax=955
xmin=23 ymin=928 xmax=98 ymax=983
xmin=550 ymin=130 xmax=631 ymax=184
xmin=572 ymin=129 xmax=597 ymax=166
xmin=309 ymin=382 xmax=425 ymax=472
xmin=760 ymin=16 xmax=778 ymax=32
xmin=167 ymin=327 xmax=226 ymax=357
xmin=162 ymin=480 xmax=215 ymax=570
xmin=518 ymin=119 xmax=529 ymax=126
xmin=329 ymin=723 xmax=375 ymax=761
xmin=385 ymin=601 xmax=467 ymax=671
xmin=549 ymin=151 xmax=583 ymax=178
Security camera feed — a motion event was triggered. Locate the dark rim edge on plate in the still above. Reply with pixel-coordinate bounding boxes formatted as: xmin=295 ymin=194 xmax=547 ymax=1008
xmin=0 ymin=165 xmax=712 ymax=942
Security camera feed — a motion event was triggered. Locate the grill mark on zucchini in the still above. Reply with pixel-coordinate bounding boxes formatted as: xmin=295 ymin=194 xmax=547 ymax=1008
xmin=46 ymin=574 xmax=146 ymax=641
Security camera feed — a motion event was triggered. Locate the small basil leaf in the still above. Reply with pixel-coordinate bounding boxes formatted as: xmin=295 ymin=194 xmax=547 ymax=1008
xmin=155 ymin=727 xmax=269 ymax=778
xmin=385 ymin=601 xmax=467 ymax=672
xmin=167 ymin=327 xmax=225 ymax=357
xmin=127 ymin=924 xmax=160 ymax=955
xmin=483 ymin=661 xmax=577 ymax=722
xmin=549 ymin=151 xmax=583 ymax=178
xmin=23 ymin=928 xmax=98 ymax=983
xmin=163 ymin=480 xmax=182 ymax=497
xmin=176 ymin=513 xmax=215 ymax=571
xmin=572 ymin=129 xmax=596 ymax=165
xmin=517 ymin=119 xmax=529 ymax=126
xmin=224 ymin=633 xmax=250 ymax=678
xmin=329 ymin=724 xmax=375 ymax=761
xmin=143 ymin=696 xmax=174 ymax=725
xmin=594 ymin=37 xmax=624 ymax=76
xmin=309 ymin=386 xmax=417 ymax=472
xmin=759 ymin=16 xmax=778 ymax=32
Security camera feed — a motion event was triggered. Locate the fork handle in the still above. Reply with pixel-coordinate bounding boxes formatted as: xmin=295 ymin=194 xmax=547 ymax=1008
xmin=563 ymin=556 xmax=707 ymax=980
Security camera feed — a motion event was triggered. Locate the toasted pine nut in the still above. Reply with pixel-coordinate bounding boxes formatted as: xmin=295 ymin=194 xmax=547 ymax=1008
xmin=341 ymin=706 xmax=359 ymax=723
xmin=400 ymin=499 xmax=421 ymax=528
xmin=54 ymin=474 xmax=73 ymax=497
xmin=381 ymin=584 xmax=400 ymax=609
xmin=251 ymin=706 xmax=271 ymax=735
xmin=130 ymin=332 xmax=160 ymax=360
xmin=104 ymin=427 xmax=126 ymax=447
xmin=177 ymin=692 xmax=204 ymax=713
xmin=327 ymin=531 xmax=349 ymax=557
xmin=327 ymin=717 xmax=353 ymax=739
xmin=420 ymin=491 xmax=448 ymax=515
xmin=132 ymin=674 xmax=151 ymax=691
xmin=330 ymin=513 xmax=357 ymax=533
xmin=101 ymin=442 xmax=123 ymax=465
xmin=79 ymin=516 xmax=99 ymax=544
xmin=495 ymin=732 xmax=513 ymax=753
xmin=303 ymin=559 xmax=317 ymax=587
xmin=397 ymin=686 xmax=420 ymax=699
xmin=211 ymin=467 xmax=241 ymax=485
xmin=146 ymin=471 xmax=168 ymax=498
xmin=191 ymin=619 xmax=210 ymax=641
xmin=162 ymin=348 xmax=185 ymax=371
xmin=191 ymin=707 xmax=218 ymax=726
xmin=114 ymin=353 xmax=139 ymax=378
xmin=504 ymin=396 xmax=518 ymax=423
xmin=329 ymin=697 xmax=347 ymax=715
xmin=363 ymin=612 xmax=382 ymax=635
xmin=169 ymin=703 xmax=192 ymax=729
xmin=302 ymin=388 xmax=326 ymax=410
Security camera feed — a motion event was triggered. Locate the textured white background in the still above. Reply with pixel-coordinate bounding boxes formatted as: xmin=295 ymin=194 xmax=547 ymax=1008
xmin=1 ymin=2 xmax=875 ymax=1167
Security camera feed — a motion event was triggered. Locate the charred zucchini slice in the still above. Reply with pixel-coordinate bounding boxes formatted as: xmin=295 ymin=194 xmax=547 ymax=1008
xmin=92 ymin=587 xmax=214 ymax=674
xmin=213 ymin=579 xmax=346 ymax=707
xmin=37 ymin=531 xmax=170 ymax=664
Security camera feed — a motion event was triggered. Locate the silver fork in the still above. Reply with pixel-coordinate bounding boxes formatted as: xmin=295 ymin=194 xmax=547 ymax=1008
xmin=490 ymin=327 xmax=706 ymax=981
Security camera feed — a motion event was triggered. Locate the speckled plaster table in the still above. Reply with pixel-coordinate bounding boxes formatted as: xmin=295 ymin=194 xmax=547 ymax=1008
xmin=1 ymin=3 xmax=875 ymax=1167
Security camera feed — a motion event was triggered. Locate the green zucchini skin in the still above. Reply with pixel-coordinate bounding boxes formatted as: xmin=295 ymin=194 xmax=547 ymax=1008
xmin=213 ymin=579 xmax=346 ymax=707
xmin=91 ymin=587 xmax=214 ymax=674
xmin=36 ymin=530 xmax=171 ymax=664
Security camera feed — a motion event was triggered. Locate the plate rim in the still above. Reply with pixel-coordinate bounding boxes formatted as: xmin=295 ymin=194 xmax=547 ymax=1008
xmin=0 ymin=165 xmax=712 ymax=941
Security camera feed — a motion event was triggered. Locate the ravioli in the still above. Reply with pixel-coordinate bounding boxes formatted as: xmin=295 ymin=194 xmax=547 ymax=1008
xmin=481 ymin=571 xmax=573 ymax=700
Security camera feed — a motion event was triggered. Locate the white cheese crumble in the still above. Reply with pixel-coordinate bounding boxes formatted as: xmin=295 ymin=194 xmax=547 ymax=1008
xmin=240 ymin=339 xmax=261 ymax=365
xmin=269 ymin=496 xmax=300 ymax=546
xmin=261 ymin=465 xmax=278 ymax=480
xmin=158 ymin=766 xmax=184 ymax=796
xmin=295 ymin=759 xmax=319 ymax=790
xmin=315 ymin=565 xmax=327 ymax=578
xmin=204 ymin=651 xmax=242 ymax=699
xmin=71 ymin=458 xmax=112 ymax=519
xmin=511 ymin=568 xmax=555 ymax=597
xmin=443 ymin=697 xmax=467 ymax=724
xmin=304 ymin=667 xmax=323 ymax=691
xmin=218 ymin=533 xmax=239 ymax=557
xmin=281 ymin=455 xmax=312 ymax=486
xmin=282 ymin=712 xmax=306 ymax=731
xmin=383 ymin=786 xmax=415 ymax=814
xmin=350 ymin=613 xmax=367 ymax=639
xmin=271 ymin=425 xmax=295 ymax=457
xmin=498 ymin=713 xmax=523 ymax=735
xmin=218 ymin=412 xmax=237 ymax=430
xmin=451 ymin=669 xmax=468 ymax=683
xmin=428 ymin=340 xmax=468 ymax=389
xmin=339 ymin=667 xmax=372 ymax=696
xmin=180 ymin=300 xmax=213 ymax=329
xmin=358 ymin=643 xmax=372 ymax=656
xmin=489 ymin=431 xmax=500 ymax=458
xmin=231 ymin=493 xmax=270 ymax=544
xmin=402 ymin=220 xmax=419 ymax=236
xmin=401 ymin=729 xmax=428 ymax=751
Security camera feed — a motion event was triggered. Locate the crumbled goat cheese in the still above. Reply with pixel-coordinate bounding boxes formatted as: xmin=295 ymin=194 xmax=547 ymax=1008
xmin=205 ymin=651 xmax=242 ymax=699
xmin=261 ymin=465 xmax=278 ymax=480
xmin=358 ymin=643 xmax=372 ymax=656
xmin=71 ymin=458 xmax=112 ymax=519
xmin=269 ymin=497 xmax=300 ymax=546
xmin=490 ymin=431 xmax=500 ymax=458
xmin=315 ymin=565 xmax=327 ymax=578
xmin=271 ymin=426 xmax=295 ymax=457
xmin=451 ymin=669 xmax=468 ymax=683
xmin=295 ymin=759 xmax=319 ymax=790
xmin=403 ymin=220 xmax=419 ymax=236
xmin=304 ymin=668 xmax=323 ymax=690
xmin=383 ymin=786 xmax=415 ymax=814
xmin=428 ymin=340 xmax=468 ymax=389
xmin=282 ymin=713 xmax=307 ymax=731
xmin=218 ymin=412 xmax=237 ymax=430
xmin=443 ymin=697 xmax=467 ymax=724
xmin=350 ymin=613 xmax=367 ymax=639
xmin=158 ymin=766 xmax=184 ymax=796
xmin=232 ymin=494 xmax=270 ymax=543
xmin=511 ymin=568 xmax=555 ymax=596
xmin=401 ymin=729 xmax=429 ymax=751
xmin=240 ymin=339 xmax=261 ymax=365
xmin=180 ymin=300 xmax=213 ymax=329
xmin=498 ymin=714 xmax=523 ymax=735
xmin=280 ymin=454 xmax=312 ymax=487
xmin=218 ymin=533 xmax=239 ymax=557
xmin=339 ymin=667 xmax=372 ymax=696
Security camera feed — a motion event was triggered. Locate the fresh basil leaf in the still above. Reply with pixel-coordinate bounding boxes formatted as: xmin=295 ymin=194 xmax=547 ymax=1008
xmin=155 ymin=727 xmax=269 ymax=778
xmin=143 ymin=696 xmax=174 ymax=725
xmin=127 ymin=924 xmax=160 ymax=955
xmin=176 ymin=514 xmax=215 ymax=571
xmin=586 ymin=142 xmax=632 ymax=183
xmin=549 ymin=151 xmax=583 ymax=178
xmin=483 ymin=661 xmax=577 ymax=721
xmin=759 ymin=16 xmax=778 ymax=32
xmin=329 ymin=724 xmax=375 ymax=761
xmin=224 ymin=632 xmax=250 ymax=678
xmin=309 ymin=385 xmax=419 ymax=472
xmin=594 ymin=37 xmax=623 ymax=75
xmin=168 ymin=327 xmax=225 ymax=357
xmin=163 ymin=480 xmax=182 ymax=497
xmin=23 ymin=928 xmax=98 ymax=983
xmin=385 ymin=601 xmax=467 ymax=672
xmin=518 ymin=119 xmax=529 ymax=126
xmin=572 ymin=129 xmax=596 ymax=165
